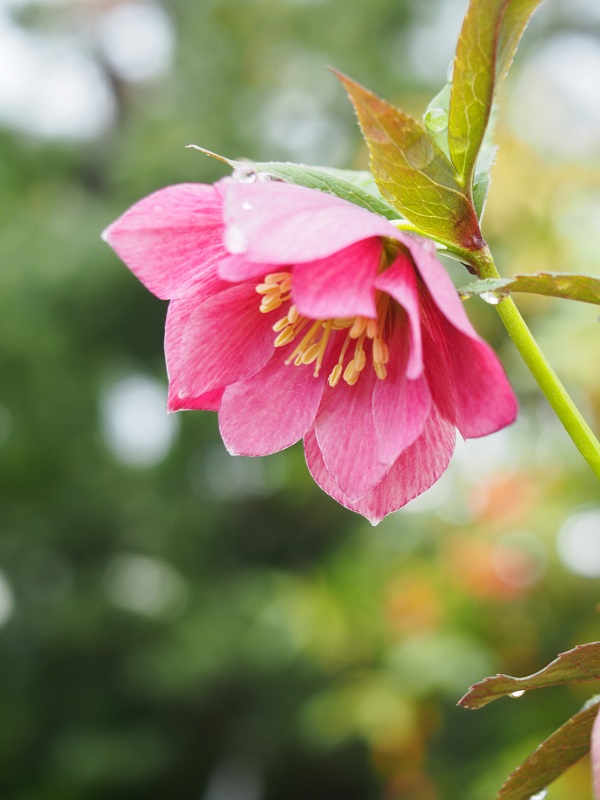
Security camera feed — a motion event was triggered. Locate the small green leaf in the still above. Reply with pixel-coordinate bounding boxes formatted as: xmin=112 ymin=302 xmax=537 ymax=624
xmin=458 ymin=272 xmax=600 ymax=306
xmin=459 ymin=642 xmax=600 ymax=710
xmin=187 ymin=146 xmax=400 ymax=221
xmin=448 ymin=0 xmax=546 ymax=188
xmin=335 ymin=72 xmax=483 ymax=253
xmin=495 ymin=699 xmax=600 ymax=800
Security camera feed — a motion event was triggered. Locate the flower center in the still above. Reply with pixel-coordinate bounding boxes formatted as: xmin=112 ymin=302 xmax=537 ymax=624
xmin=255 ymin=271 xmax=390 ymax=387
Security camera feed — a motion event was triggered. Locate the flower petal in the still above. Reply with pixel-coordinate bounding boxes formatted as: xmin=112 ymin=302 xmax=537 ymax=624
xmin=305 ymin=406 xmax=455 ymax=525
xmin=219 ymin=353 xmax=327 ymax=456
xmin=291 ymin=238 xmax=381 ymax=320
xmin=180 ymin=283 xmax=277 ymax=397
xmin=314 ymin=364 xmax=392 ymax=500
xmin=372 ymin=320 xmax=432 ymax=463
xmin=165 ymin=298 xmax=225 ymax=411
xmin=375 ymin=253 xmax=424 ymax=378
xmin=223 ymin=182 xmax=397 ymax=264
xmin=102 ymin=184 xmax=228 ymax=300
xmin=421 ymin=291 xmax=517 ymax=438
xmin=400 ymin=234 xmax=477 ymax=339
xmin=218 ymin=254 xmax=276 ymax=283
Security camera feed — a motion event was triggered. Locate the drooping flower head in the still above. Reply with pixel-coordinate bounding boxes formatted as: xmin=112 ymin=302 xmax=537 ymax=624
xmin=103 ymin=177 xmax=517 ymax=523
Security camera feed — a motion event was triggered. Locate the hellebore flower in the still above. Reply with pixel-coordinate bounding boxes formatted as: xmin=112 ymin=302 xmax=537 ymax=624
xmin=103 ymin=179 xmax=517 ymax=523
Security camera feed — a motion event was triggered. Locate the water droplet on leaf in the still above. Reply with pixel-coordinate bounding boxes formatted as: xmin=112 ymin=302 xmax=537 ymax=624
xmin=225 ymin=225 xmax=247 ymax=254
xmin=509 ymin=689 xmax=526 ymax=698
xmin=529 ymin=790 xmax=547 ymax=800
xmin=233 ymin=166 xmax=259 ymax=183
xmin=458 ymin=292 xmax=472 ymax=301
xmin=480 ymin=290 xmax=507 ymax=305
xmin=404 ymin=136 xmax=435 ymax=170
xmin=425 ymin=107 xmax=448 ymax=134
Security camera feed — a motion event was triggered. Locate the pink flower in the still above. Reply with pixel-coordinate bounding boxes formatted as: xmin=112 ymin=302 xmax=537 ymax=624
xmin=102 ymin=179 xmax=517 ymax=523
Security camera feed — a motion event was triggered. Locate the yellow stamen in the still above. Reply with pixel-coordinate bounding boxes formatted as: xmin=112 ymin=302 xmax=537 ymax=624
xmin=328 ymin=363 xmax=343 ymax=387
xmin=272 ymin=316 xmax=289 ymax=332
xmin=374 ymin=361 xmax=388 ymax=380
xmin=274 ymin=326 xmax=298 ymax=347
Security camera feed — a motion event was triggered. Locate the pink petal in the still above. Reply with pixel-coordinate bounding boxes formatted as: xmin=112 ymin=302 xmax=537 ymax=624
xmin=399 ymin=234 xmax=477 ymax=339
xmin=180 ymin=283 xmax=277 ymax=398
xmin=291 ymin=238 xmax=381 ymax=320
xmin=165 ymin=298 xmax=225 ymax=411
xmin=218 ymin=254 xmax=276 ymax=283
xmin=223 ymin=182 xmax=398 ymax=264
xmin=375 ymin=253 xmax=424 ymax=378
xmin=372 ymin=321 xmax=432 ymax=463
xmin=219 ymin=353 xmax=327 ymax=456
xmin=592 ymin=705 xmax=600 ymax=800
xmin=102 ymin=184 xmax=229 ymax=300
xmin=305 ymin=406 xmax=455 ymax=525
xmin=421 ymin=292 xmax=517 ymax=438
xmin=314 ymin=364 xmax=392 ymax=500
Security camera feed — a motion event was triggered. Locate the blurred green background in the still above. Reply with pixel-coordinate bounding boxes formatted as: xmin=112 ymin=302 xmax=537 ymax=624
xmin=1 ymin=0 xmax=600 ymax=798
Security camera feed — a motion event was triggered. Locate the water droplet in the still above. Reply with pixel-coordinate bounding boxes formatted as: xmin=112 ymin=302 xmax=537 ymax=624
xmin=404 ymin=136 xmax=435 ymax=170
xmin=446 ymin=60 xmax=454 ymax=83
xmin=241 ymin=201 xmax=252 ymax=211
xmin=458 ymin=292 xmax=472 ymax=301
xmin=425 ymin=107 xmax=448 ymax=134
xmin=225 ymin=225 xmax=247 ymax=254
xmin=509 ymin=689 xmax=526 ymax=698
xmin=529 ymin=790 xmax=547 ymax=800
xmin=232 ymin=165 xmax=258 ymax=183
xmin=480 ymin=290 xmax=507 ymax=305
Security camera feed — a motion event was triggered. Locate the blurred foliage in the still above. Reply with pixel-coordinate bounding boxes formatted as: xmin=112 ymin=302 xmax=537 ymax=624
xmin=1 ymin=1 xmax=600 ymax=799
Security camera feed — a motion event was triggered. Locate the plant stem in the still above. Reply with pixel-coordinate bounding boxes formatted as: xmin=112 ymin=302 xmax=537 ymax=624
xmin=473 ymin=247 xmax=600 ymax=481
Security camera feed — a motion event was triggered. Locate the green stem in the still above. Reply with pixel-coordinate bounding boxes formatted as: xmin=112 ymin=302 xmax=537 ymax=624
xmin=473 ymin=247 xmax=600 ymax=481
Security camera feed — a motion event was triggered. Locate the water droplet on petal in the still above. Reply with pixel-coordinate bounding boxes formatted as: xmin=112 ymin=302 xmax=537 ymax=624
xmin=509 ymin=689 xmax=526 ymax=698
xmin=241 ymin=201 xmax=252 ymax=211
xmin=480 ymin=290 xmax=507 ymax=305
xmin=425 ymin=107 xmax=449 ymax=134
xmin=225 ymin=225 xmax=247 ymax=254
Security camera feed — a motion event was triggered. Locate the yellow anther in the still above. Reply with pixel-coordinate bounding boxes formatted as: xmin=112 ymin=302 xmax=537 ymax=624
xmin=328 ymin=363 xmax=343 ymax=387
xmin=272 ymin=316 xmax=289 ymax=332
xmin=373 ymin=338 xmax=389 ymax=365
xmin=343 ymin=361 xmax=359 ymax=385
xmin=374 ymin=362 xmax=388 ymax=380
xmin=300 ymin=342 xmax=322 ymax=365
xmin=366 ymin=319 xmax=378 ymax=339
xmin=287 ymin=304 xmax=299 ymax=324
xmin=274 ymin=326 xmax=297 ymax=347
xmin=353 ymin=348 xmax=366 ymax=371
xmin=260 ymin=296 xmax=283 ymax=313
xmin=265 ymin=272 xmax=290 ymax=284
xmin=349 ymin=317 xmax=367 ymax=339
xmin=256 ymin=283 xmax=280 ymax=295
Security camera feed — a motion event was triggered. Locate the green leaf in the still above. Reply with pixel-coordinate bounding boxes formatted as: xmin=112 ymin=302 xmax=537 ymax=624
xmin=187 ymin=145 xmax=400 ymax=221
xmin=448 ymin=0 xmax=546 ymax=188
xmin=495 ymin=699 xmax=600 ymax=800
xmin=335 ymin=71 xmax=483 ymax=253
xmin=458 ymin=272 xmax=600 ymax=306
xmin=459 ymin=642 xmax=600 ymax=710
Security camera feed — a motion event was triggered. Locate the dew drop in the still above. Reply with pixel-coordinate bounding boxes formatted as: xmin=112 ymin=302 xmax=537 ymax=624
xmin=509 ymin=689 xmax=526 ymax=698
xmin=529 ymin=790 xmax=548 ymax=800
xmin=446 ymin=60 xmax=454 ymax=83
xmin=225 ymin=224 xmax=247 ymax=254
xmin=458 ymin=292 xmax=472 ymax=301
xmin=232 ymin=166 xmax=258 ymax=183
xmin=425 ymin=107 xmax=449 ymax=134
xmin=480 ymin=290 xmax=506 ymax=305
xmin=405 ymin=136 xmax=435 ymax=170
xmin=241 ymin=201 xmax=253 ymax=211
